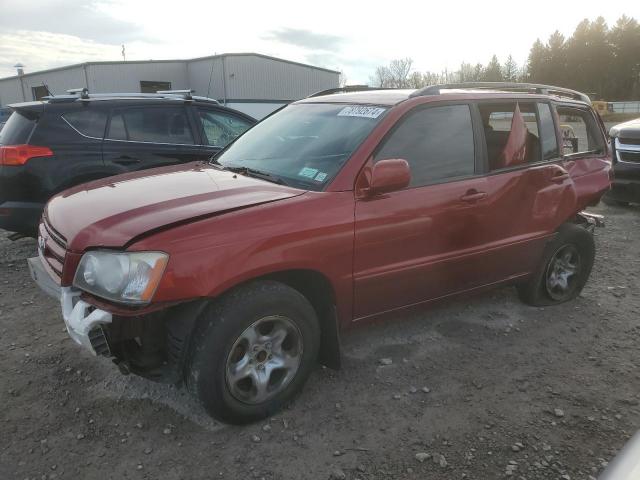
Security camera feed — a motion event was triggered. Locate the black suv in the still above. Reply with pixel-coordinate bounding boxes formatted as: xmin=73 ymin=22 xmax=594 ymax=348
xmin=0 ymin=90 xmax=256 ymax=235
xmin=607 ymin=117 xmax=640 ymax=205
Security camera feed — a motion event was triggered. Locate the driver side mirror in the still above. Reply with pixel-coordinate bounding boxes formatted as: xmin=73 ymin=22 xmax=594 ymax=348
xmin=367 ymin=159 xmax=411 ymax=196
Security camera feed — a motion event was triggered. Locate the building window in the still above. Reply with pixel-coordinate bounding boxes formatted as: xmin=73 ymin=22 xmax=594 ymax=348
xmin=32 ymin=85 xmax=50 ymax=101
xmin=140 ymin=81 xmax=172 ymax=93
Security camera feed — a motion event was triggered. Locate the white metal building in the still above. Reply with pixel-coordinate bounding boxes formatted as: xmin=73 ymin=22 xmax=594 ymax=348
xmin=0 ymin=53 xmax=340 ymax=119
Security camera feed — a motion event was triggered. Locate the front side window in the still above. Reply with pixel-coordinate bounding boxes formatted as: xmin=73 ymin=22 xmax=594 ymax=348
xmin=107 ymin=107 xmax=194 ymax=144
xmin=198 ymin=109 xmax=252 ymax=147
xmin=374 ymin=104 xmax=475 ymax=187
xmin=216 ymin=103 xmax=387 ymax=190
xmin=479 ymin=102 xmax=541 ymax=171
xmin=555 ymin=106 xmax=605 ymax=156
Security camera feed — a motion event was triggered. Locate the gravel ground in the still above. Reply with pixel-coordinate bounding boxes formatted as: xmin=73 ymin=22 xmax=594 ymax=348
xmin=1 ymin=202 xmax=639 ymax=480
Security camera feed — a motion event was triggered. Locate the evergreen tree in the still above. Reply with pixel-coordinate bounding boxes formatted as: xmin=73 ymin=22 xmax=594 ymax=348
xmin=502 ymin=55 xmax=518 ymax=82
xmin=527 ymin=39 xmax=550 ymax=83
xmin=609 ymin=15 xmax=640 ymax=99
xmin=370 ymin=15 xmax=640 ymax=99
xmin=483 ymin=55 xmax=503 ymax=82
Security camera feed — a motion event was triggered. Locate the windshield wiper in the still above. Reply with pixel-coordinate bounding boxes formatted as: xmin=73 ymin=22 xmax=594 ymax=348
xmin=226 ymin=165 xmax=292 ymax=187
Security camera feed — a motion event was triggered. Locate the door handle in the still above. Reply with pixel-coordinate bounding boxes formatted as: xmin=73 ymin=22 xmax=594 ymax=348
xmin=550 ymin=172 xmax=570 ymax=183
xmin=460 ymin=190 xmax=487 ymax=202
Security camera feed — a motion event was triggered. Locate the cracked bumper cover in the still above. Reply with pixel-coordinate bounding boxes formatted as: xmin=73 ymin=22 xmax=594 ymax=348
xmin=27 ymin=256 xmax=112 ymax=355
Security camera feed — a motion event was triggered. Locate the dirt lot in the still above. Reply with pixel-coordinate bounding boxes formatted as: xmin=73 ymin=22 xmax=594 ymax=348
xmin=1 ymin=202 xmax=639 ymax=480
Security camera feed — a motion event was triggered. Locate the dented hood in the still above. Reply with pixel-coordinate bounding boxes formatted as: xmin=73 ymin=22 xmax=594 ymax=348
xmin=46 ymin=162 xmax=305 ymax=251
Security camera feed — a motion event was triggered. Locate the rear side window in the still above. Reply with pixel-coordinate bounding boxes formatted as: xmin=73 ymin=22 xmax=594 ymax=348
xmin=198 ymin=109 xmax=252 ymax=147
xmin=375 ymin=104 xmax=475 ymax=187
xmin=107 ymin=107 xmax=194 ymax=144
xmin=478 ymin=102 xmax=541 ymax=171
xmin=538 ymin=103 xmax=559 ymax=160
xmin=63 ymin=110 xmax=108 ymax=138
xmin=555 ymin=106 xmax=605 ymax=155
xmin=0 ymin=111 xmax=35 ymax=145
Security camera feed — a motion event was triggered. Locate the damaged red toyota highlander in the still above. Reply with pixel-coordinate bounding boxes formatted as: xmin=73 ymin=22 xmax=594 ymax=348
xmin=29 ymin=83 xmax=611 ymax=423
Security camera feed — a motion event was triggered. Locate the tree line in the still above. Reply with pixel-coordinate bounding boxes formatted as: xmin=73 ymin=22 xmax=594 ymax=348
xmin=369 ymin=15 xmax=640 ymax=100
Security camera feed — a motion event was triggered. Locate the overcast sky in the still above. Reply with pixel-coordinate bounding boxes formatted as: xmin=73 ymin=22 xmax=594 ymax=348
xmin=0 ymin=0 xmax=638 ymax=83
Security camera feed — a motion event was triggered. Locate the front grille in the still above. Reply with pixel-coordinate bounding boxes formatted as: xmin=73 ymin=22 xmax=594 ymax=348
xmin=619 ymin=151 xmax=640 ymax=163
xmin=38 ymin=217 xmax=68 ymax=281
xmin=89 ymin=327 xmax=112 ymax=357
xmin=619 ymin=137 xmax=640 ymax=146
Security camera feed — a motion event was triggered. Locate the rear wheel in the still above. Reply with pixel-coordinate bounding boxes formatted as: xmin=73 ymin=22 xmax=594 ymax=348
xmin=517 ymin=224 xmax=595 ymax=306
xmin=186 ymin=280 xmax=320 ymax=424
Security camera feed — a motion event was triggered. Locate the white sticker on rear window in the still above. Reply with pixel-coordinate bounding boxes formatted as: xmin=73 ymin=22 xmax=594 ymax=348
xmin=314 ymin=172 xmax=328 ymax=182
xmin=337 ymin=106 xmax=386 ymax=119
xmin=298 ymin=167 xmax=318 ymax=178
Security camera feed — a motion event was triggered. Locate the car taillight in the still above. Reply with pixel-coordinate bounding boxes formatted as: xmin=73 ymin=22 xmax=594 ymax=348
xmin=0 ymin=145 xmax=53 ymax=166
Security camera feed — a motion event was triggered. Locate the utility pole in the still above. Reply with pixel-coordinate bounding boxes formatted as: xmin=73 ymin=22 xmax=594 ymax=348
xmin=122 ymin=45 xmax=126 ymax=62
xmin=15 ymin=63 xmax=26 ymax=101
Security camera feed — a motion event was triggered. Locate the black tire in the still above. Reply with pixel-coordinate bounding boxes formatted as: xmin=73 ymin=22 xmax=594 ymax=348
xmin=517 ymin=223 xmax=595 ymax=306
xmin=185 ymin=280 xmax=320 ymax=424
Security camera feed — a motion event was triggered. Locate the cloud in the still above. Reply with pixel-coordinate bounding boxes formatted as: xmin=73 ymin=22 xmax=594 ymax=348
xmin=0 ymin=30 xmax=118 ymax=77
xmin=0 ymin=0 xmax=146 ymax=44
xmin=263 ymin=28 xmax=345 ymax=51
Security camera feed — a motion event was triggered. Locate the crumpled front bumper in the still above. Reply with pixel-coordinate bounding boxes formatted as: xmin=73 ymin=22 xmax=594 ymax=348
xmin=27 ymin=256 xmax=112 ymax=356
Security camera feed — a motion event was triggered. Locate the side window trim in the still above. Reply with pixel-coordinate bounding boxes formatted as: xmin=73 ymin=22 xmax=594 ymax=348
xmin=104 ymin=105 xmax=196 ymax=146
xmin=532 ymin=101 xmax=560 ymax=163
xmin=372 ymin=101 xmax=480 ymax=189
xmin=469 ymin=103 xmax=488 ymax=174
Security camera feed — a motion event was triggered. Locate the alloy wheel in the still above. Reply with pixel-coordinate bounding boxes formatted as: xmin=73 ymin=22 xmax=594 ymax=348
xmin=545 ymin=244 xmax=581 ymax=301
xmin=225 ymin=315 xmax=303 ymax=404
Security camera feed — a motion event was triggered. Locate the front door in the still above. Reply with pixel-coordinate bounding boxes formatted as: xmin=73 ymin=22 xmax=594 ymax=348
xmin=353 ymin=103 xmax=489 ymax=319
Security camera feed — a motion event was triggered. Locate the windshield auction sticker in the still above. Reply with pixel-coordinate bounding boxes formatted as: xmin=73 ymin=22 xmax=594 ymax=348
xmin=337 ymin=106 xmax=386 ymax=119
xmin=298 ymin=167 xmax=319 ymax=179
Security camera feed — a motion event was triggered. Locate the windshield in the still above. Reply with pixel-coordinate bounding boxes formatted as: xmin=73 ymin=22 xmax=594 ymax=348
xmin=216 ymin=103 xmax=387 ymax=190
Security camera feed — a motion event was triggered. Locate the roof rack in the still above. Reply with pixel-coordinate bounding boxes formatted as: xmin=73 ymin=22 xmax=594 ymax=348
xmin=156 ymin=89 xmax=194 ymax=99
xmin=43 ymin=88 xmax=219 ymax=105
xmin=66 ymin=87 xmax=89 ymax=99
xmin=307 ymin=85 xmax=392 ymax=98
xmin=409 ymin=82 xmax=591 ymax=103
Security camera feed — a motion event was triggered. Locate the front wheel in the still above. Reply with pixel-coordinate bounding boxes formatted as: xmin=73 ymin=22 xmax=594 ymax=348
xmin=517 ymin=223 xmax=595 ymax=306
xmin=186 ymin=280 xmax=320 ymax=424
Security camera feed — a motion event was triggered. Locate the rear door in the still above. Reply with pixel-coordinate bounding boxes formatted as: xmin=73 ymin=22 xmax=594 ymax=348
xmin=353 ymin=103 xmax=490 ymax=319
xmin=554 ymin=103 xmax=610 ymax=207
xmin=102 ymin=104 xmax=203 ymax=173
xmin=475 ymin=100 xmax=578 ymax=282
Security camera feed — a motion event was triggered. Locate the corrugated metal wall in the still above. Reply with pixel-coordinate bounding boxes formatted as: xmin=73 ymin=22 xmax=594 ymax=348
xmin=224 ymin=55 xmax=338 ymax=100
xmin=0 ymin=78 xmax=23 ymax=106
xmin=187 ymin=57 xmax=225 ymax=99
xmin=0 ymin=55 xmax=340 ymax=108
xmin=87 ymin=62 xmax=189 ymax=93
xmin=0 ymin=66 xmax=86 ymax=104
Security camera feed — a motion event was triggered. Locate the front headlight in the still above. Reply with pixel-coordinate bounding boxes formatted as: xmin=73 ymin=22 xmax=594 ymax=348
xmin=73 ymin=250 xmax=169 ymax=305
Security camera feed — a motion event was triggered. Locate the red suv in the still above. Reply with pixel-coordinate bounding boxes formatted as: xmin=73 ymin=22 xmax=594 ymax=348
xmin=28 ymin=82 xmax=611 ymax=423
